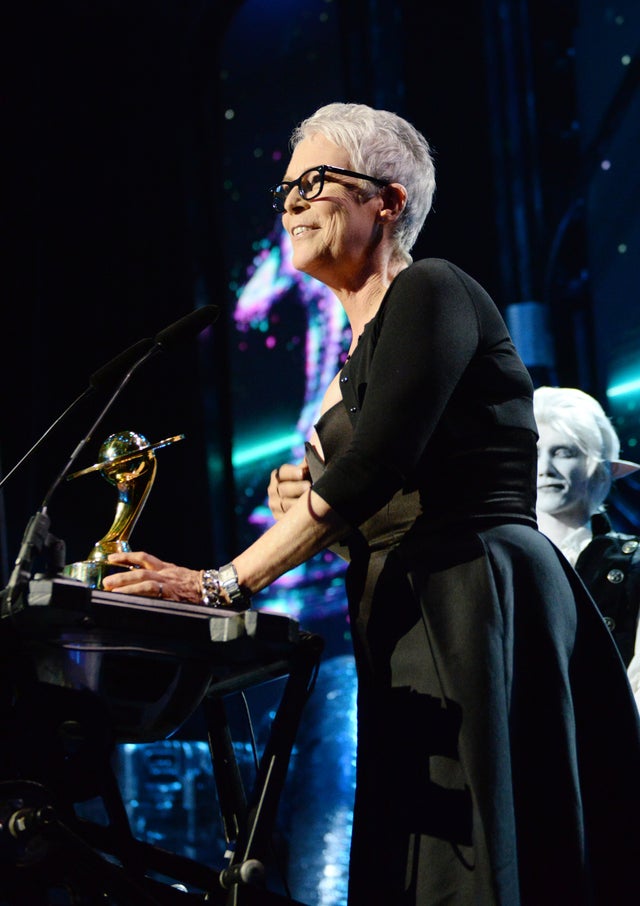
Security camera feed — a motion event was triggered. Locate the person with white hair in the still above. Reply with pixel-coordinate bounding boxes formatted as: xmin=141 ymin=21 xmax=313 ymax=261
xmin=533 ymin=386 xmax=640 ymax=667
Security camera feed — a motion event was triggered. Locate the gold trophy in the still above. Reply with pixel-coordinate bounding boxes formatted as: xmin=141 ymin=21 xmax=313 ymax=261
xmin=63 ymin=430 xmax=184 ymax=588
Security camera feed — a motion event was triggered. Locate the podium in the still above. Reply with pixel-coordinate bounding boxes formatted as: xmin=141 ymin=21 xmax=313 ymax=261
xmin=0 ymin=577 xmax=323 ymax=904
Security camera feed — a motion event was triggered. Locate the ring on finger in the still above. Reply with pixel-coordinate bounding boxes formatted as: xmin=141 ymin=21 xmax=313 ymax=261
xmin=157 ymin=582 xmax=163 ymax=599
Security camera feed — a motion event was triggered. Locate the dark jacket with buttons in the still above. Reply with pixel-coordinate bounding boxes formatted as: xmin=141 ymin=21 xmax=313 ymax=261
xmin=575 ymin=512 xmax=640 ymax=666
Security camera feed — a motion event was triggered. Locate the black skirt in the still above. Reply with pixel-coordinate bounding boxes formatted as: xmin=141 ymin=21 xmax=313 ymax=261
xmin=345 ymin=522 xmax=640 ymax=906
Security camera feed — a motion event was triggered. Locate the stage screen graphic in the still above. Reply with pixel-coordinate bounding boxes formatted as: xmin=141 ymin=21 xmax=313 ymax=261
xmin=217 ymin=0 xmax=354 ymax=627
xmin=228 ymin=223 xmax=351 ymax=620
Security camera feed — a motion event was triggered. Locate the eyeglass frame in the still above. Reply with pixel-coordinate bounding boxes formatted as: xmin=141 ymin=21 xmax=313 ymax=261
xmin=270 ymin=164 xmax=389 ymax=213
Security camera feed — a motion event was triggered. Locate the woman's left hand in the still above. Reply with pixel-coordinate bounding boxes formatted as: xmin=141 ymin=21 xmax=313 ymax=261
xmin=268 ymin=460 xmax=311 ymax=520
xmin=102 ymin=550 xmax=202 ymax=603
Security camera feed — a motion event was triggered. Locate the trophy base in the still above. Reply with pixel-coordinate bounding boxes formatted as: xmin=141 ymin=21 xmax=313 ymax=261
xmin=63 ymin=560 xmax=131 ymax=590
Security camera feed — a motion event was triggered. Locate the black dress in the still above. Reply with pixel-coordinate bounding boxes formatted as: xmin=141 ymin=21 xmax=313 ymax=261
xmin=307 ymin=259 xmax=640 ymax=906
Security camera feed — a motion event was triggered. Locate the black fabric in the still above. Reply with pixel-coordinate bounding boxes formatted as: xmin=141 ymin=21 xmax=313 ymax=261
xmin=312 ymin=258 xmax=539 ymax=531
xmin=309 ymin=259 xmax=640 ymax=905
xmin=574 ymin=512 xmax=640 ymax=666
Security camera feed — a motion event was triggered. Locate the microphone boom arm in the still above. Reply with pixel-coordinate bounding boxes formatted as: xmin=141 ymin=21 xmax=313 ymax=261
xmin=1 ymin=304 xmax=219 ymax=614
xmin=40 ymin=344 xmax=161 ymax=511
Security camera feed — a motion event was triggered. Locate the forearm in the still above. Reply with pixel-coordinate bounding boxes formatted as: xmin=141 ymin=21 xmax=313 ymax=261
xmin=103 ymin=488 xmax=349 ymax=605
xmin=233 ymin=487 xmax=348 ymax=595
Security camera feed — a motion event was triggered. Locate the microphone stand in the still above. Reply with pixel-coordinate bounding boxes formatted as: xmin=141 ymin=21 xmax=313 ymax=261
xmin=40 ymin=344 xmax=162 ymax=513
xmin=0 ymin=338 xmax=155 ymax=493
xmin=0 ymin=389 xmax=93 ymax=494
xmin=1 ymin=303 xmax=219 ymax=618
xmin=1 ymin=345 xmax=162 ymax=618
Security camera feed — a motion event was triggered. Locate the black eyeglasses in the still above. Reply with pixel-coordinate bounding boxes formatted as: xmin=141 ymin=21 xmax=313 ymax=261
xmin=270 ymin=165 xmax=388 ymax=213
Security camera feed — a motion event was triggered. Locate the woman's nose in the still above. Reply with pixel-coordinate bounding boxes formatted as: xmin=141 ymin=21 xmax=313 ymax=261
xmin=284 ymin=185 xmax=307 ymax=213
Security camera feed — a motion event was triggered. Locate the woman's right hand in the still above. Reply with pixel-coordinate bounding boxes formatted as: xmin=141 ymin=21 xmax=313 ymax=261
xmin=268 ymin=459 xmax=311 ymax=520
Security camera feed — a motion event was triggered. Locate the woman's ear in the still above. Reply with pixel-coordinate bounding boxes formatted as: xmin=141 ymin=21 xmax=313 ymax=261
xmin=378 ymin=183 xmax=407 ymax=223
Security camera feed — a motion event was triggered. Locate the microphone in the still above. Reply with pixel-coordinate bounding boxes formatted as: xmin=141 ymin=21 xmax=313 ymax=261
xmin=2 ymin=304 xmax=219 ymax=613
xmin=0 ymin=305 xmax=219 ymax=493
xmin=40 ymin=303 xmax=220 ymax=509
xmin=0 ymin=338 xmax=155 ymax=492
xmin=88 ymin=337 xmax=155 ymax=390
xmin=153 ymin=303 xmax=219 ymax=350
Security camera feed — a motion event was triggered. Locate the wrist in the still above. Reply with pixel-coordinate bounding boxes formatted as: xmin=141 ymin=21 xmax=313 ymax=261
xmin=201 ymin=568 xmax=221 ymax=607
xmin=200 ymin=563 xmax=250 ymax=610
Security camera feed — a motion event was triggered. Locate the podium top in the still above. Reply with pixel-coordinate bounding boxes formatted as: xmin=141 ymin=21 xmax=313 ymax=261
xmin=0 ymin=576 xmax=316 ymax=742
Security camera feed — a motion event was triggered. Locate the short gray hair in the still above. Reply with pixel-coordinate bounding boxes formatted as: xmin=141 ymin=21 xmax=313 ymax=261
xmin=290 ymin=102 xmax=436 ymax=265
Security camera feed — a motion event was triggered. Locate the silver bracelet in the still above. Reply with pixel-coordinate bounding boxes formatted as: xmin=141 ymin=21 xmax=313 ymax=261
xmin=201 ymin=568 xmax=222 ymax=607
xmin=201 ymin=563 xmax=249 ymax=609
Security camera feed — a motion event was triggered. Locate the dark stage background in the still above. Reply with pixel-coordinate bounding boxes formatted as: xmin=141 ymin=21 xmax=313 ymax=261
xmin=2 ymin=1 xmax=639 ymax=902
xmin=3 ymin=0 xmax=639 ymax=580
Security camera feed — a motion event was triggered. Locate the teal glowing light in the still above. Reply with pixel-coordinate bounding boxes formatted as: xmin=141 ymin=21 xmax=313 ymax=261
xmin=232 ymin=432 xmax=303 ymax=468
xmin=606 ymin=376 xmax=640 ymax=399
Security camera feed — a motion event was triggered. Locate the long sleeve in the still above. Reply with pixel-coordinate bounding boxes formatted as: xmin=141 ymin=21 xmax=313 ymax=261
xmin=312 ymin=258 xmax=536 ymax=528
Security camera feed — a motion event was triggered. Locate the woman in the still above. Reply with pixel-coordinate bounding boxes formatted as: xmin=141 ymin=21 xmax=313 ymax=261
xmin=104 ymin=103 xmax=640 ymax=905
xmin=534 ymin=385 xmax=640 ymax=666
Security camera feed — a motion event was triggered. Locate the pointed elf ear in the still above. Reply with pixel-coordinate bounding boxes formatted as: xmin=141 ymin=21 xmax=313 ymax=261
xmin=610 ymin=459 xmax=640 ymax=479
